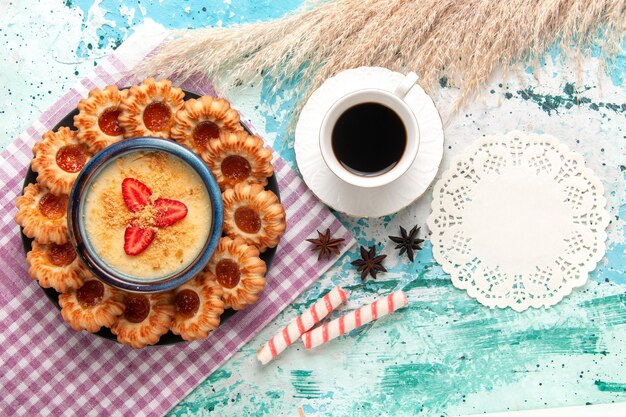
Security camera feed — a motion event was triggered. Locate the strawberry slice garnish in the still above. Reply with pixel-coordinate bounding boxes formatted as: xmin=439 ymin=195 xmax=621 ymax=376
xmin=123 ymin=225 xmax=155 ymax=256
xmin=122 ymin=178 xmax=152 ymax=212
xmin=153 ymin=198 xmax=188 ymax=227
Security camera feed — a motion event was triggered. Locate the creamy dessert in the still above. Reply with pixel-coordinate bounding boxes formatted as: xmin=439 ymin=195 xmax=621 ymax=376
xmin=84 ymin=151 xmax=212 ymax=279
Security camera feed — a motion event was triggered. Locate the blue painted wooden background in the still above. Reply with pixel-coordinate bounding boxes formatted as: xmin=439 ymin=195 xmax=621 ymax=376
xmin=1 ymin=1 xmax=625 ymax=416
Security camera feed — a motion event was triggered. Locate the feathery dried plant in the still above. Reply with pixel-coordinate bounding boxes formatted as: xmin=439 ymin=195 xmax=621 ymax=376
xmin=135 ymin=0 xmax=625 ymax=117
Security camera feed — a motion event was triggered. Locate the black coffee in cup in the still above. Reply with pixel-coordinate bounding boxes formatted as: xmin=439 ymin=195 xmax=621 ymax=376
xmin=331 ymin=102 xmax=406 ymax=176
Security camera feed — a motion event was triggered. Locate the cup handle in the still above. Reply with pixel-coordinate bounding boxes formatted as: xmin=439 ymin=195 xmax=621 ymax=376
xmin=393 ymin=72 xmax=419 ymax=99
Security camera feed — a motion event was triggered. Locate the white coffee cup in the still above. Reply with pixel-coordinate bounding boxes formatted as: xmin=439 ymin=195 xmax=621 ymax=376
xmin=319 ymin=72 xmax=420 ymax=188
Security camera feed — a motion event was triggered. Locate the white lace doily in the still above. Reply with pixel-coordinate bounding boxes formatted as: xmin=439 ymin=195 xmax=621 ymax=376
xmin=427 ymin=131 xmax=609 ymax=311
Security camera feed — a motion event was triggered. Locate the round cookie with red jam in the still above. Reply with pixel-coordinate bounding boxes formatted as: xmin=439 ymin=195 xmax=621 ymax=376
xmin=171 ymin=95 xmax=243 ymax=156
xmin=27 ymin=241 xmax=88 ymax=293
xmin=118 ymin=78 xmax=185 ymax=139
xmin=59 ymin=279 xmax=124 ymax=333
xmin=205 ymin=131 xmax=273 ymax=191
xmin=74 ymin=85 xmax=128 ymax=153
xmin=222 ymin=183 xmax=286 ymax=252
xmin=111 ymin=292 xmax=175 ymax=349
xmin=205 ymin=237 xmax=266 ymax=310
xmin=16 ymin=183 xmax=69 ymax=245
xmin=32 ymin=127 xmax=91 ymax=195
xmin=170 ymin=273 xmax=224 ymax=340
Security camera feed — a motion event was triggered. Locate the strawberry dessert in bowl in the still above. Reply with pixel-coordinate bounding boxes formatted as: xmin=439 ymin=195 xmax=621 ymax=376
xmin=68 ymin=138 xmax=223 ymax=292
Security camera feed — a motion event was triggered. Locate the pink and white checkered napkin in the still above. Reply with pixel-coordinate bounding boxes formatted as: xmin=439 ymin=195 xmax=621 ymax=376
xmin=0 ymin=22 xmax=355 ymax=417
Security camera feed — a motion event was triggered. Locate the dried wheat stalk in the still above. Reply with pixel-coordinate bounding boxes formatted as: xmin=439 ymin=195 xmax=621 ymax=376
xmin=135 ymin=0 xmax=625 ymax=117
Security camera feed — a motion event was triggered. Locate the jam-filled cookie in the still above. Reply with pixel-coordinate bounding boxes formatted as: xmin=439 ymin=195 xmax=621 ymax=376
xmin=27 ymin=241 xmax=87 ymax=293
xmin=16 ymin=183 xmax=69 ymax=245
xmin=170 ymin=273 xmax=224 ymax=340
xmin=111 ymin=292 xmax=175 ymax=348
xmin=59 ymin=279 xmax=124 ymax=333
xmin=171 ymin=96 xmax=243 ymax=155
xmin=74 ymin=85 xmax=128 ymax=152
xmin=205 ymin=131 xmax=273 ymax=191
xmin=119 ymin=78 xmax=185 ymax=139
xmin=205 ymin=236 xmax=266 ymax=310
xmin=32 ymin=127 xmax=91 ymax=195
xmin=222 ymin=183 xmax=286 ymax=251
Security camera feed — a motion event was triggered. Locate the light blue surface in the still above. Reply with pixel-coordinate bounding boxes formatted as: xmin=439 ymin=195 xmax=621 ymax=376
xmin=2 ymin=2 xmax=626 ymax=416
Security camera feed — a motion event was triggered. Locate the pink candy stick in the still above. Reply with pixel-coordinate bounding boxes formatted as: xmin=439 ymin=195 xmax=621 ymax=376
xmin=302 ymin=291 xmax=408 ymax=349
xmin=257 ymin=286 xmax=349 ymax=364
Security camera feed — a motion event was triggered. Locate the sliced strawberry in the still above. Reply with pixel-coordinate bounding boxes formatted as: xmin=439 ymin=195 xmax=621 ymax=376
xmin=121 ymin=178 xmax=152 ymax=212
xmin=153 ymin=198 xmax=188 ymax=227
xmin=123 ymin=225 xmax=155 ymax=256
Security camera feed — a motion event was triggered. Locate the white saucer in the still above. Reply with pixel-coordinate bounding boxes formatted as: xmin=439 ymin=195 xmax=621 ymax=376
xmin=294 ymin=67 xmax=445 ymax=217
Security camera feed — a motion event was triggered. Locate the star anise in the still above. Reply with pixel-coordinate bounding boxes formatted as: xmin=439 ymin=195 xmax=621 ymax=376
xmin=388 ymin=225 xmax=424 ymax=262
xmin=351 ymin=245 xmax=387 ymax=280
xmin=306 ymin=228 xmax=345 ymax=261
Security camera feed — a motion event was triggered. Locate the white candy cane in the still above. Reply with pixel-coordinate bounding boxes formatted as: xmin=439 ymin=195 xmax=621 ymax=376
xmin=257 ymin=286 xmax=349 ymax=364
xmin=302 ymin=291 xmax=407 ymax=349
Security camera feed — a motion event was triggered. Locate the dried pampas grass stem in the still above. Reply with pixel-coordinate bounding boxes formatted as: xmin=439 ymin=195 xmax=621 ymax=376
xmin=135 ymin=0 xmax=625 ymax=118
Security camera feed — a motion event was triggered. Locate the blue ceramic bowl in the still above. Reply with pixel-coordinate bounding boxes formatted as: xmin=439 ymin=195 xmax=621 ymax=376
xmin=68 ymin=138 xmax=224 ymax=293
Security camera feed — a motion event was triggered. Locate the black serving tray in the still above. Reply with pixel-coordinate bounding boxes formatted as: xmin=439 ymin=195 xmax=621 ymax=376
xmin=20 ymin=89 xmax=278 ymax=345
